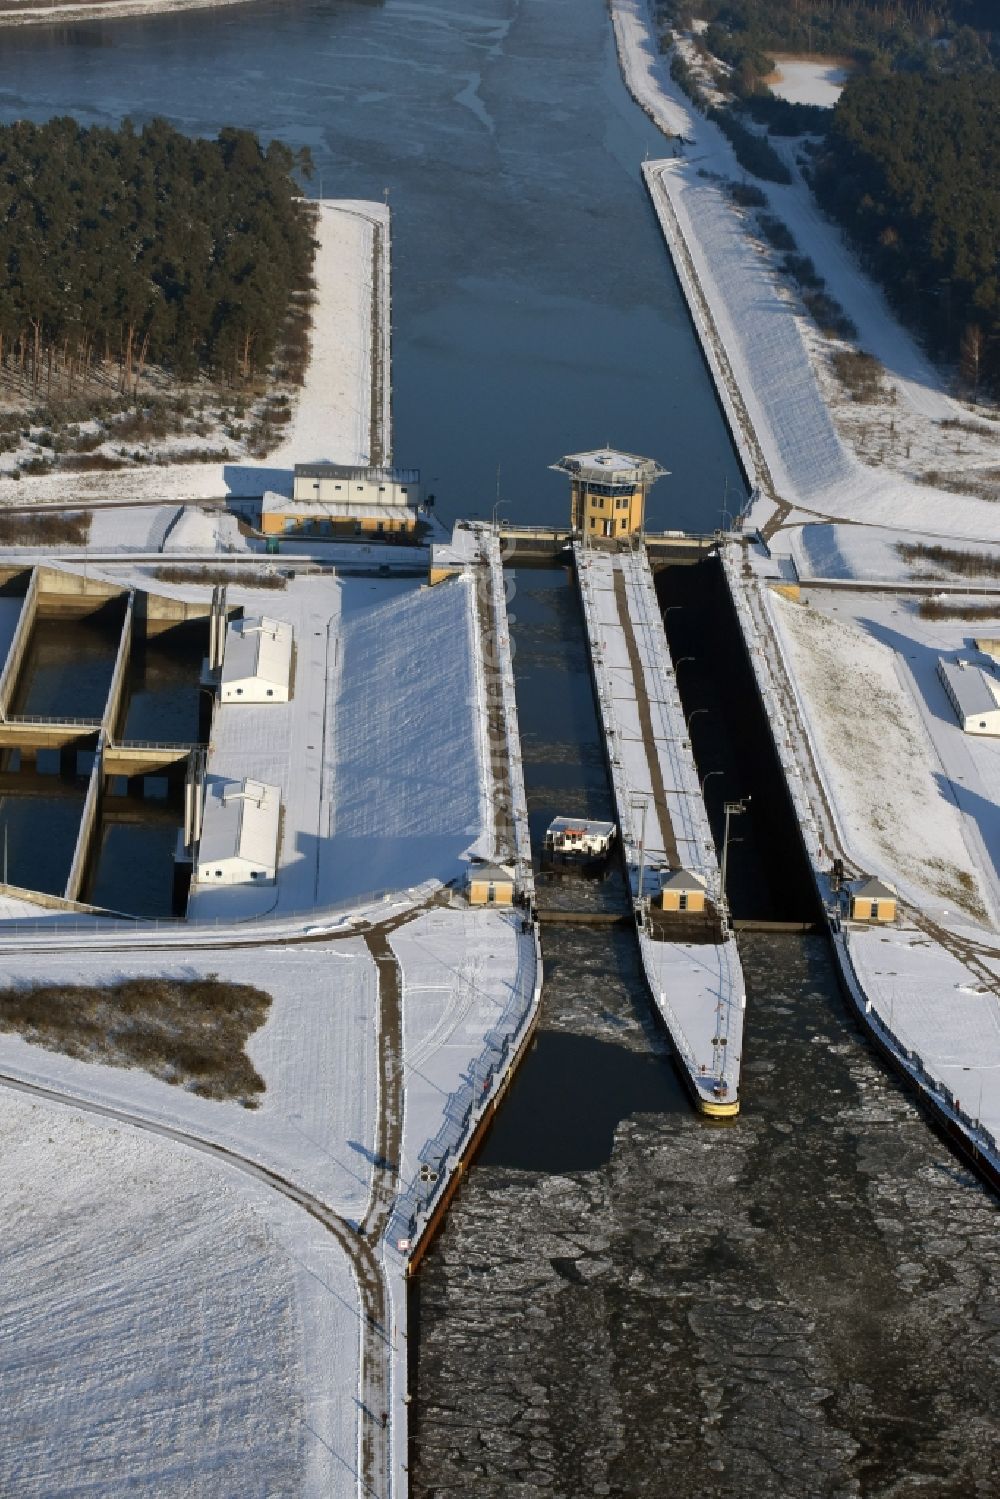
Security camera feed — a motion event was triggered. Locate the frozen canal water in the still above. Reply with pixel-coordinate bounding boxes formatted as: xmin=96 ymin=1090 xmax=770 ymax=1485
xmin=414 ymin=929 xmax=999 ymax=1497
xmin=410 ymin=568 xmax=999 ymax=1498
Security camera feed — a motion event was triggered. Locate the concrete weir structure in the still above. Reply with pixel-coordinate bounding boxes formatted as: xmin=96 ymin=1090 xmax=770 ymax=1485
xmin=0 ymin=564 xmax=210 ymax=906
xmin=575 ymin=542 xmax=745 ymax=1114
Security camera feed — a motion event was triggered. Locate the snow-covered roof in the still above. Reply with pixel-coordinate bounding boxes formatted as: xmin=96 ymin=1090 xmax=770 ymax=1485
xmin=854 ymin=877 xmax=897 ymax=900
xmin=546 ymin=817 xmax=616 ymax=838
xmin=293 ymin=463 xmax=420 ymax=484
xmin=550 ymin=448 xmax=666 ymax=487
xmin=263 ymin=489 xmax=419 ymax=520
xmin=276 ymin=501 xmax=420 ymax=522
xmin=660 ymin=867 xmax=708 ymax=892
xmin=467 ymin=862 xmax=515 ymax=885
xmin=199 ymin=778 xmax=280 ymax=874
xmin=430 ymin=523 xmax=485 ymax=571
xmin=937 ymin=657 xmax=1000 ymax=720
xmin=221 ymin=615 xmax=292 ymax=692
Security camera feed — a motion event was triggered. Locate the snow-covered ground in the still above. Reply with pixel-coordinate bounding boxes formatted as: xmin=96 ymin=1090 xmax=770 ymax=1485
xmin=0 ymin=942 xmax=378 ymax=1212
xmin=766 ymin=57 xmax=850 ymax=108
xmin=612 ymin=0 xmax=1000 ymax=543
xmin=264 ymin=200 xmax=387 ymax=477
xmin=790 ymin=523 xmax=1000 ymax=586
xmin=0 ymin=1087 xmax=360 ymax=1498
xmin=768 ymin=588 xmax=997 ymax=929
xmin=800 ymin=587 xmax=1000 ymax=917
xmin=846 ymin=928 xmax=1000 ymax=1153
xmin=391 ymin=904 xmax=539 ymax=1241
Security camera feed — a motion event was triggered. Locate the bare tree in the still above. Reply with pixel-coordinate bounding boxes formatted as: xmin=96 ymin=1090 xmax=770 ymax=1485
xmin=960 ymin=322 xmax=983 ymax=402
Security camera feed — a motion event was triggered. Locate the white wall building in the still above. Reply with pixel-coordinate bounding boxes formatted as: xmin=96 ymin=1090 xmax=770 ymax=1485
xmin=292 ymin=463 xmax=420 ymax=508
xmin=194 ymin=777 xmax=281 ymax=886
xmin=220 ymin=615 xmax=293 ymax=703
xmin=937 ymin=657 xmax=1000 ymax=736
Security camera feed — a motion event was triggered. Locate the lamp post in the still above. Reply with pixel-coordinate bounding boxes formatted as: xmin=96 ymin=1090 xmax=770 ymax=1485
xmin=492 ymin=496 xmax=509 ymax=531
xmin=700 ymin=768 xmax=723 ymax=799
xmin=721 ymin=797 xmax=749 ymax=902
xmin=685 ymin=707 xmax=708 ymax=735
xmin=630 ymin=796 xmax=649 ymax=904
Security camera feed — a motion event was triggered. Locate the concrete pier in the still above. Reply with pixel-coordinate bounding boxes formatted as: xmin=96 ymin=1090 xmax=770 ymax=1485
xmin=575 ymin=541 xmax=745 ymax=1115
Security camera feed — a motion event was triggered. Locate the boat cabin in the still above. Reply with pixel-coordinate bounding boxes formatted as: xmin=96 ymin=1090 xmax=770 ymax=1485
xmin=544 ymin=816 xmax=616 ymax=861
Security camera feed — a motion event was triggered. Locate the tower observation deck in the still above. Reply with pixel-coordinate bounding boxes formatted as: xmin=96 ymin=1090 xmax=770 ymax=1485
xmin=551 ymin=448 xmax=667 ymax=541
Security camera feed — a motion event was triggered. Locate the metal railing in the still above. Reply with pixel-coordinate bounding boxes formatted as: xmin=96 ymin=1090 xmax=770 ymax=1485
xmin=2 ymin=713 xmax=102 ymax=728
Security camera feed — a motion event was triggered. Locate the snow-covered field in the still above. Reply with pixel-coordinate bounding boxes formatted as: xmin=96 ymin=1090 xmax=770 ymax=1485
xmin=0 ymin=942 xmax=378 ymax=1212
xmin=0 ymin=1088 xmax=360 ymax=1498
xmin=768 ymin=589 xmax=997 ymax=928
xmin=322 ymin=573 xmax=491 ymax=905
xmin=791 ymin=523 xmax=1000 ymax=586
xmin=767 ymin=57 xmax=850 ymax=107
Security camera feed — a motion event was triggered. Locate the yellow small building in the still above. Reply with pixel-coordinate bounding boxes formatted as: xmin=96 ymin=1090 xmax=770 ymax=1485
xmin=551 ymin=448 xmax=666 ymax=541
xmin=658 ymin=868 xmax=708 ymax=914
xmin=850 ymin=877 xmax=897 ymax=924
xmin=467 ymin=862 xmax=516 ymax=907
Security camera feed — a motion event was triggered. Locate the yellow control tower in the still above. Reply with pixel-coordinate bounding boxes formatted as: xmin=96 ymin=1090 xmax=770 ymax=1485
xmin=551 ymin=447 xmax=667 ymax=540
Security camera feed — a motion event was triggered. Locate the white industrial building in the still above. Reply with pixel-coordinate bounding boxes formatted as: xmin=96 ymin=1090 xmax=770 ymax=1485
xmin=194 ymin=777 xmax=281 ymax=886
xmin=260 ymin=463 xmax=423 ymax=538
xmin=937 ymin=657 xmax=1000 ymax=736
xmin=220 ymin=615 xmax=293 ymax=703
xmin=292 ymin=462 xmax=420 ymax=507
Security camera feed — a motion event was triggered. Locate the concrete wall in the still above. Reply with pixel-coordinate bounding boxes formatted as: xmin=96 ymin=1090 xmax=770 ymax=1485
xmin=0 ymin=567 xmax=38 ymax=718
xmin=64 ymin=743 xmax=104 ymax=903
